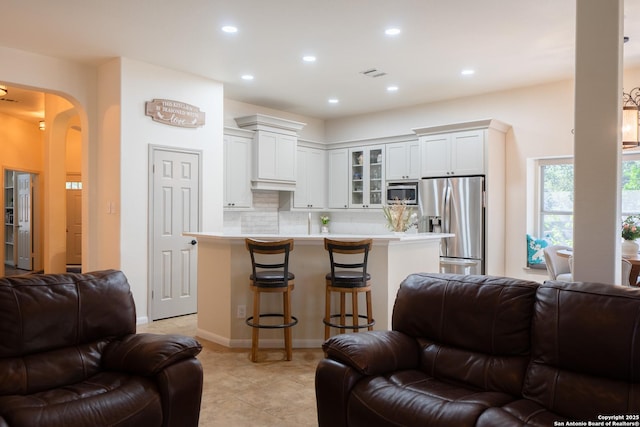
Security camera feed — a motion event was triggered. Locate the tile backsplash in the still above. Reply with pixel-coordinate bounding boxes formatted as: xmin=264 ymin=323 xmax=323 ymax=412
xmin=223 ymin=190 xmax=399 ymax=235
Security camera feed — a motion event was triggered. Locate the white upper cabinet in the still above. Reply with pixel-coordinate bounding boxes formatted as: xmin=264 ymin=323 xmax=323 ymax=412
xmin=419 ymin=130 xmax=484 ymax=177
xmin=223 ymin=132 xmax=253 ymax=208
xmin=327 ymin=149 xmax=349 ymax=209
xmin=385 ymin=140 xmax=421 ymax=180
xmin=294 ymin=146 xmax=326 ymax=209
xmin=235 ymin=114 xmax=306 ymax=191
xmin=349 ymin=146 xmax=385 ymax=208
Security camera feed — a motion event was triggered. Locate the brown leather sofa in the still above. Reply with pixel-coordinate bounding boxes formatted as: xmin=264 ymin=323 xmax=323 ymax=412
xmin=316 ymin=273 xmax=640 ymax=426
xmin=0 ymin=269 xmax=203 ymax=427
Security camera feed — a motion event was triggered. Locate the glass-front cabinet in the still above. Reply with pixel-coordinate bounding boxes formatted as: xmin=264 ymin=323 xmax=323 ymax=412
xmin=349 ymin=146 xmax=384 ymax=208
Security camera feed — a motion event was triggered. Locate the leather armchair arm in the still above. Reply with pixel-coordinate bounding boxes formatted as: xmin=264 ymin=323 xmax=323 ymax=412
xmin=103 ymin=333 xmax=202 ymax=376
xmin=322 ymin=330 xmax=419 ymax=376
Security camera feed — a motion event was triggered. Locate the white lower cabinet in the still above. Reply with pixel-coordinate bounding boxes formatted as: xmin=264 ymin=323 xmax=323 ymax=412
xmin=327 ymin=149 xmax=349 ymax=209
xmin=223 ymin=134 xmax=252 ymax=208
xmin=294 ymin=146 xmax=326 ymax=209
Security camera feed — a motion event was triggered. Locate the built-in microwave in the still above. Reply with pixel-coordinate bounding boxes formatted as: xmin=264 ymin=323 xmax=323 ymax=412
xmin=386 ymin=181 xmax=418 ymax=205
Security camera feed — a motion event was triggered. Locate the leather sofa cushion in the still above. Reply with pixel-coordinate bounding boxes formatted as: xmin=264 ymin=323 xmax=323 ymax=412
xmin=476 ymin=399 xmax=562 ymax=426
xmin=524 ymin=281 xmax=640 ymax=420
xmin=0 ymin=340 xmax=109 ymax=395
xmin=348 ymin=370 xmax=517 ymax=427
xmin=0 ymin=371 xmax=162 ymax=427
xmin=0 ymin=270 xmax=135 ymax=358
xmin=392 ymin=274 xmax=540 ymax=395
xmin=393 ymin=274 xmax=539 ymax=355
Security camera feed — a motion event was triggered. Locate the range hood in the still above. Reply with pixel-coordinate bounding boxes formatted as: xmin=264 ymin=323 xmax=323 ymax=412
xmin=235 ymin=114 xmax=306 ymax=192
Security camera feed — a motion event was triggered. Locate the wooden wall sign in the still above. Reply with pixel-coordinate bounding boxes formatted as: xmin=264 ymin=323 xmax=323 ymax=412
xmin=145 ymin=99 xmax=206 ymax=128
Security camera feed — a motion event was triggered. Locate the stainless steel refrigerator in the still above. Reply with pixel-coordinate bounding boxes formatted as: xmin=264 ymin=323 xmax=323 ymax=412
xmin=419 ymin=176 xmax=485 ymax=275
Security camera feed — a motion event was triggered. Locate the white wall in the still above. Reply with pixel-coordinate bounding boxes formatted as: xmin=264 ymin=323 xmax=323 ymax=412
xmin=118 ymin=58 xmax=224 ymax=321
xmin=324 ymin=67 xmax=640 ymax=282
xmin=224 ymin=98 xmax=325 ymax=142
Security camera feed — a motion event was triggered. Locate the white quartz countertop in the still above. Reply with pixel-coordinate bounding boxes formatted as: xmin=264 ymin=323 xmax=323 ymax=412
xmin=184 ymin=231 xmax=453 ymax=242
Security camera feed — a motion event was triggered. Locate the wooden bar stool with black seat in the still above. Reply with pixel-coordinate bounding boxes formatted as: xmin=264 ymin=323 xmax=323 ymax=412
xmin=245 ymin=238 xmax=298 ymax=362
xmin=323 ymin=238 xmax=375 ymax=340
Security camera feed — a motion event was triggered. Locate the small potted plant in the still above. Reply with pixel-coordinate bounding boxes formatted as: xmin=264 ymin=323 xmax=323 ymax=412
xmin=320 ymin=215 xmax=330 ymax=234
xmin=622 ymin=215 xmax=640 ymax=256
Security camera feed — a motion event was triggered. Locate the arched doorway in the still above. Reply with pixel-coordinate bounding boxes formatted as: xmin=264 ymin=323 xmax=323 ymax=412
xmin=0 ymin=86 xmax=82 ymax=276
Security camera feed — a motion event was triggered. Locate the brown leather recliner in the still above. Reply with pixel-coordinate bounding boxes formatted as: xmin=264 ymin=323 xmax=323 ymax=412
xmin=316 ymin=273 xmax=640 ymax=426
xmin=0 ymin=269 xmax=203 ymax=427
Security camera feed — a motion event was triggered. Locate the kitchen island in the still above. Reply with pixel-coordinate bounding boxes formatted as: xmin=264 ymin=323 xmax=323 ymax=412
xmin=184 ymin=232 xmax=450 ymax=348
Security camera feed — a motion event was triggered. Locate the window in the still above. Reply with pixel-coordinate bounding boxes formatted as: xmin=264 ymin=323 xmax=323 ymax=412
xmin=65 ymin=181 xmax=82 ymax=190
xmin=539 ymin=159 xmax=574 ymax=246
xmin=537 ymin=154 xmax=640 ymax=246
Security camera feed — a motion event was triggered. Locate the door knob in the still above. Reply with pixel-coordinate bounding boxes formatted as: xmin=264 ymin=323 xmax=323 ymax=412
xmin=190 ymin=239 xmax=198 ymax=246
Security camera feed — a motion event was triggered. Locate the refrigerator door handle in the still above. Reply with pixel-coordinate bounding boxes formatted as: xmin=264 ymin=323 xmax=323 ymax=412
xmin=440 ymin=258 xmax=480 ymax=274
xmin=442 ymin=182 xmax=451 ymax=235
xmin=440 ymin=258 xmax=479 ymax=266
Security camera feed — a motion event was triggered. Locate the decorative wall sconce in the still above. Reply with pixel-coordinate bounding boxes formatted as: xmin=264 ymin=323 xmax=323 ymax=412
xmin=0 ymin=85 xmax=7 ymax=96
xmin=39 ymin=121 xmax=45 ymax=131
xmin=622 ymin=87 xmax=640 ymax=148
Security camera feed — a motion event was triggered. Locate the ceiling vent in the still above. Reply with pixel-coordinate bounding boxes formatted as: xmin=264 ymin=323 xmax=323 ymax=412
xmin=360 ymin=68 xmax=387 ymax=78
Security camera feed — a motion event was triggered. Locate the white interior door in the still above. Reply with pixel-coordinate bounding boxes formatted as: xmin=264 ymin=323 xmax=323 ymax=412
xmin=150 ymin=147 xmax=200 ymax=320
xmin=66 ymin=178 xmax=82 ymax=265
xmin=16 ymin=173 xmax=32 ymax=270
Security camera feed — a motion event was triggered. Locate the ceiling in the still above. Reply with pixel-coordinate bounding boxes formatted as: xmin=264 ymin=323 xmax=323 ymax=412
xmin=1 ymin=0 xmax=640 ymax=123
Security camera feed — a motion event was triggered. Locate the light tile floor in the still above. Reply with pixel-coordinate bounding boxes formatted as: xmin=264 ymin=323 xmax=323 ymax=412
xmin=137 ymin=314 xmax=323 ymax=427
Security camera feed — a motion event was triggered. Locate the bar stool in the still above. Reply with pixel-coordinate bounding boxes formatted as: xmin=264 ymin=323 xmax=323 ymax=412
xmin=323 ymin=238 xmax=375 ymax=340
xmin=245 ymin=238 xmax=298 ymax=362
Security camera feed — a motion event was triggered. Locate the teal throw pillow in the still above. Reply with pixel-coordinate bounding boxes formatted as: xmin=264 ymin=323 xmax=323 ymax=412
xmin=527 ymin=234 xmax=547 ymax=265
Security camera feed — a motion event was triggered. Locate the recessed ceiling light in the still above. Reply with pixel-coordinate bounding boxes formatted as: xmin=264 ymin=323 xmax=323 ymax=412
xmin=328 ymin=98 xmax=339 ymax=104
xmin=385 ymin=28 xmax=401 ymax=36
xmin=302 ymin=55 xmax=317 ymax=62
xmin=461 ymin=69 xmax=475 ymax=76
xmin=241 ymin=74 xmax=254 ymax=81
xmin=387 ymin=85 xmax=399 ymax=92
xmin=222 ymin=26 xmax=238 ymax=33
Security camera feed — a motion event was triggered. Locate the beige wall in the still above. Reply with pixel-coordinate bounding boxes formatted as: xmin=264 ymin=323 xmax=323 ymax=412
xmin=0 ymin=113 xmax=44 ymax=172
xmin=43 ymin=93 xmax=78 ymax=273
xmin=65 ymin=118 xmax=82 ymax=174
xmin=0 ymin=113 xmax=44 ymax=272
xmin=0 ymin=46 xmax=98 ymax=273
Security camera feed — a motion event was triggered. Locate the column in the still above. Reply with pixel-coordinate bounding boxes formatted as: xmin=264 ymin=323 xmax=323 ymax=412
xmin=572 ymin=0 xmax=623 ymax=283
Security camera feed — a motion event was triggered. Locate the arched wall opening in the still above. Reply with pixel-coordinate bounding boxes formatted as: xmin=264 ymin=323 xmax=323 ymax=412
xmin=0 ymin=86 xmax=84 ymax=275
